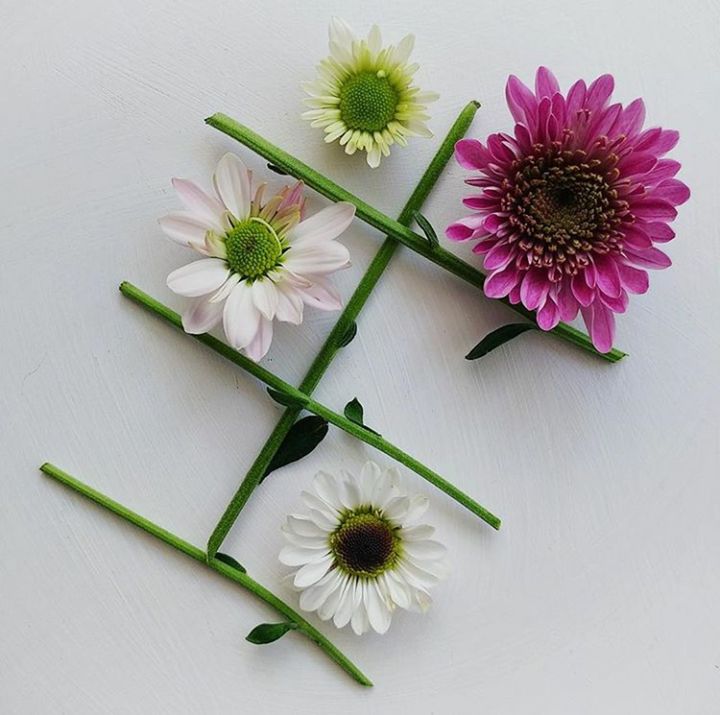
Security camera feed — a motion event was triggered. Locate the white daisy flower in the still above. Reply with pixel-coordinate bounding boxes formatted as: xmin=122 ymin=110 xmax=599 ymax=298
xmin=280 ymin=462 xmax=448 ymax=635
xmin=302 ymin=17 xmax=439 ymax=168
xmin=160 ymin=153 xmax=355 ymax=361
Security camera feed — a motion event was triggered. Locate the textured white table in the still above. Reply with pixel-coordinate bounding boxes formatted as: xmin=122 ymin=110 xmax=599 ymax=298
xmin=2 ymin=1 xmax=718 ymax=712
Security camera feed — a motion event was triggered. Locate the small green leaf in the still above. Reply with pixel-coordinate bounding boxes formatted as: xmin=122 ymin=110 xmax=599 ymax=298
xmin=465 ymin=323 xmax=537 ymax=360
xmin=246 ymin=622 xmax=298 ymax=644
xmin=344 ymin=397 xmax=381 ymax=436
xmin=412 ymin=210 xmax=439 ymax=249
xmin=267 ymin=163 xmax=288 ymax=175
xmin=338 ymin=321 xmax=358 ymax=348
xmin=215 ymin=552 xmax=247 ymax=573
xmin=266 ymin=387 xmax=303 ymax=408
xmin=262 ymin=416 xmax=329 ymax=480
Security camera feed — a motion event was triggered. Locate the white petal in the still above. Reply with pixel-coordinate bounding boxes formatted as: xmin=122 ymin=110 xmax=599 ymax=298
xmin=181 ymin=297 xmax=224 ymax=334
xmin=313 ymin=471 xmax=343 ymax=510
xmin=406 ymin=555 xmax=450 ymax=580
xmin=251 ymin=279 xmax=279 ymax=320
xmin=366 ymin=580 xmax=392 ymax=634
xmin=167 ymin=258 xmax=230 ymax=297
xmin=308 ymin=507 xmax=339 ymax=532
xmin=402 ymin=524 xmax=435 ymax=541
xmin=283 ymin=241 xmax=350 ymax=276
xmin=332 ymin=577 xmax=356 ymax=628
xmin=398 ymin=560 xmax=439 ymax=588
xmin=329 ymin=16 xmax=355 ymax=48
xmin=402 ymin=494 xmax=430 ymax=525
xmin=171 ymin=178 xmax=225 ymax=231
xmin=395 ymin=34 xmax=415 ymax=64
xmin=158 ymin=212 xmax=211 ymax=247
xmin=301 ymin=490 xmax=339 ymax=518
xmin=299 ymin=571 xmax=343 ymax=612
xmin=296 ymin=277 xmax=343 ymax=311
xmin=367 ymin=145 xmax=382 ymax=168
xmin=244 ymin=316 xmax=273 ymax=361
xmin=290 ymin=202 xmax=356 ymax=246
xmin=383 ymin=571 xmax=412 ymax=610
xmin=367 ymin=25 xmax=382 ymax=55
xmin=359 ymin=462 xmax=382 ymax=502
xmin=281 ymin=528 xmax=328 ymax=549
xmin=293 ymin=554 xmax=333 ymax=588
xmin=403 ymin=539 xmax=447 ymax=561
xmin=371 ymin=470 xmax=397 ymax=508
xmin=318 ymin=574 xmax=348 ymax=620
xmin=285 ymin=515 xmax=328 ymax=537
xmin=383 ymin=496 xmax=409 ymax=522
xmin=274 ymin=281 xmax=305 ymax=324
xmin=208 ymin=273 xmax=240 ymax=303
xmin=279 ymin=544 xmax=329 ymax=567
xmin=213 ymin=153 xmax=251 ymax=220
xmin=222 ymin=281 xmax=261 ymax=349
xmin=350 ymin=582 xmax=370 ymax=635
xmin=338 ymin=476 xmax=362 ymax=510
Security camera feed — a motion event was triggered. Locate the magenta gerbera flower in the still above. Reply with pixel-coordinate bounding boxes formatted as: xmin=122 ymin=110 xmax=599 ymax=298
xmin=446 ymin=67 xmax=690 ymax=352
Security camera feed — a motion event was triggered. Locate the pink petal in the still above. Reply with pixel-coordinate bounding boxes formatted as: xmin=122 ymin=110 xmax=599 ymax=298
xmin=566 ymin=79 xmax=587 ymax=116
xmin=617 ymin=152 xmax=657 ymax=176
xmin=557 ymin=284 xmax=580 ymax=321
xmin=653 ymin=179 xmax=691 ymax=206
xmin=594 ymin=254 xmax=622 ymax=298
xmin=586 ymin=74 xmax=615 ymax=111
xmin=455 ymin=139 xmax=491 ymax=171
xmin=618 ymin=263 xmax=649 ymax=294
xmin=483 ymin=241 xmax=515 ymax=270
xmin=223 ymin=281 xmax=261 ymax=350
xmin=213 ymin=153 xmax=251 ymax=220
xmin=535 ymin=66 xmax=560 ymax=99
xmin=571 ymin=273 xmax=595 ymax=307
xmin=484 ymin=265 xmax=521 ymax=298
xmin=623 ymin=224 xmax=652 ymax=250
xmin=297 ymin=277 xmax=343 ymax=311
xmin=632 ymin=198 xmax=678 ymax=221
xmin=505 ymin=75 xmax=538 ymax=127
xmin=644 ymin=222 xmax=675 ymax=243
xmin=181 ymin=297 xmax=224 ymax=334
xmin=520 ymin=268 xmax=550 ymax=310
xmin=244 ymin=317 xmax=273 ymax=362
xmin=624 ymin=246 xmax=672 ymax=269
xmin=508 ymin=284 xmax=522 ymax=304
xmin=635 ymin=128 xmax=679 ymax=155
xmin=172 ymin=179 xmax=225 ymax=231
xmin=644 ymin=159 xmax=681 ymax=185
xmin=291 ymin=202 xmax=355 ymax=245
xmin=581 ymin=301 xmax=616 ymax=353
xmin=166 ymin=258 xmax=230 ymax=298
xmin=446 ymin=214 xmax=486 ymax=241
xmin=462 ymin=195 xmax=499 ymax=211
xmin=536 ymin=298 xmax=561 ymax=330
xmin=599 ymin=289 xmax=628 ymax=313
xmin=618 ymin=98 xmax=646 ymax=137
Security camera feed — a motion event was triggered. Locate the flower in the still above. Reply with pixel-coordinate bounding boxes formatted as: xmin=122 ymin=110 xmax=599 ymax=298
xmin=280 ymin=462 xmax=447 ymax=635
xmin=160 ymin=153 xmax=355 ymax=361
xmin=446 ymin=67 xmax=690 ymax=352
xmin=302 ymin=17 xmax=438 ymax=168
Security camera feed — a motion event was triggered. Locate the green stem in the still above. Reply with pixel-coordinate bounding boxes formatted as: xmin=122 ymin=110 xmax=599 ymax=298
xmin=119 ymin=282 xmax=500 ymax=530
xmin=39 ymin=462 xmax=372 ymax=687
xmin=207 ymin=101 xmax=482 ymax=559
xmin=206 ymin=111 xmax=626 ymax=363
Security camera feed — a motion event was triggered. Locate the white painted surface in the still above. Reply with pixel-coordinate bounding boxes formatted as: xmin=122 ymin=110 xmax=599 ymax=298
xmin=2 ymin=0 xmax=718 ymax=712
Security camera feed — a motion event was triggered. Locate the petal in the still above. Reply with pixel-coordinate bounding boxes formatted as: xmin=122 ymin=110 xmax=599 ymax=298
xmin=484 ymin=265 xmax=521 ymax=299
xmin=520 ymin=268 xmax=550 ymax=310
xmin=618 ymin=263 xmax=649 ymax=294
xmin=318 ymin=574 xmax=349 ymax=621
xmin=244 ymin=317 xmax=273 ymax=361
xmin=171 ymin=179 xmax=225 ymax=231
xmin=455 ymin=138 xmax=491 ymax=171
xmin=644 ymin=222 xmax=675 ymax=243
xmin=295 ymin=276 xmax=343 ymax=311
xmin=293 ymin=554 xmax=334 ymax=588
xmin=251 ymin=279 xmax=279 ymax=320
xmin=291 ymin=202 xmax=355 ymax=246
xmin=557 ymin=284 xmax=579 ymax=321
xmin=299 ymin=571 xmax=343 ymax=613
xmin=285 ymin=515 xmax=328 ymax=537
xmin=624 ymin=246 xmax=672 ymax=269
xmin=359 ymin=462 xmax=382 ymax=502
xmin=586 ymin=74 xmax=614 ymax=110
xmin=166 ymin=258 xmax=230 ymax=298
xmin=402 ymin=495 xmax=429 ymax=526
xmin=313 ymin=471 xmax=342 ymax=511
xmin=505 ymin=75 xmax=538 ymax=127
xmin=279 ymin=545 xmax=329 ymax=567
xmin=181 ymin=296 xmax=224 ymax=334
xmin=403 ymin=540 xmax=447 ymax=561
xmin=536 ymin=298 xmax=561 ymax=330
xmin=653 ymin=179 xmax=691 ymax=206
xmin=535 ymin=66 xmax=560 ymax=98
xmin=222 ymin=281 xmax=261 ymax=349
xmin=213 ymin=153 xmax=251 ymax=220
xmin=159 ymin=212 xmax=212 ymax=247
xmin=571 ymin=273 xmax=595 ymax=307
xmin=594 ymin=254 xmax=622 ymax=298
xmin=581 ymin=301 xmax=615 ymax=353
xmin=284 ymin=242 xmax=350 ymax=275
xmin=274 ymin=282 xmax=305 ymax=324
xmin=332 ymin=577 xmax=356 ymax=628
xmin=366 ymin=581 xmax=392 ymax=635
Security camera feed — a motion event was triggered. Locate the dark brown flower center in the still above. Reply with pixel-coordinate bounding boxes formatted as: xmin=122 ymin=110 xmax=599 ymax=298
xmin=330 ymin=511 xmax=398 ymax=577
xmin=502 ymin=145 xmax=632 ymax=278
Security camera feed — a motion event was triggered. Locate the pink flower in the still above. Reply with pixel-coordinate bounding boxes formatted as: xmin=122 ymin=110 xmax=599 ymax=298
xmin=446 ymin=67 xmax=690 ymax=352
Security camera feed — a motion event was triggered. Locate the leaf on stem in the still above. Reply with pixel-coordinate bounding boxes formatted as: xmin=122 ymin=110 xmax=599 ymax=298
xmin=465 ymin=323 xmax=537 ymax=360
xmin=267 ymin=387 xmax=304 ymax=408
xmin=338 ymin=321 xmax=358 ymax=348
xmin=215 ymin=552 xmax=247 ymax=573
xmin=412 ymin=210 xmax=439 ymax=249
xmin=344 ymin=398 xmax=381 ymax=436
xmin=246 ymin=622 xmax=298 ymax=644
xmin=262 ymin=416 xmax=329 ymax=481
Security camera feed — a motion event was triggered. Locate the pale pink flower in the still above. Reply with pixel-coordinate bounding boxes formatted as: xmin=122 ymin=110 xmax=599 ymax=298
xmin=447 ymin=67 xmax=690 ymax=352
xmin=160 ymin=153 xmax=355 ymax=361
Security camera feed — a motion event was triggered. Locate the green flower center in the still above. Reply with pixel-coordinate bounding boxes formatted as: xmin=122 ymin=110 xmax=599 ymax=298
xmin=224 ymin=219 xmax=282 ymax=278
xmin=330 ymin=509 xmax=400 ymax=578
xmin=338 ymin=71 xmax=399 ymax=133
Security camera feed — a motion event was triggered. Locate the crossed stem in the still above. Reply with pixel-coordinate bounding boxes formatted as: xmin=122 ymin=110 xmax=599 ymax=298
xmin=39 ymin=463 xmax=372 ymax=687
xmin=120 ymin=281 xmax=501 ymax=531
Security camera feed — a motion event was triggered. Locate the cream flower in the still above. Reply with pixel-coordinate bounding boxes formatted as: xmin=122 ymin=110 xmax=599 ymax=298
xmin=280 ymin=462 xmax=448 ymax=635
xmin=159 ymin=153 xmax=355 ymax=361
xmin=302 ymin=17 xmax=438 ymax=167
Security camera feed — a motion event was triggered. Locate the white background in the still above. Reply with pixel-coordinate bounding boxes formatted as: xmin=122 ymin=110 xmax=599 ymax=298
xmin=2 ymin=0 xmax=718 ymax=712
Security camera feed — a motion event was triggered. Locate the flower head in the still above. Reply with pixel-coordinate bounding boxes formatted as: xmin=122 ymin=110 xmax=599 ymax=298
xmin=302 ymin=17 xmax=438 ymax=167
xmin=159 ymin=153 xmax=355 ymax=361
xmin=280 ymin=462 xmax=447 ymax=635
xmin=446 ymin=67 xmax=690 ymax=352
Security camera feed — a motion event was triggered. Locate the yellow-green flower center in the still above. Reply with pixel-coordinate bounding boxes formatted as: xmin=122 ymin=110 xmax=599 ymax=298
xmin=225 ymin=219 xmax=282 ymax=278
xmin=339 ymin=71 xmax=399 ymax=133
xmin=330 ymin=509 xmax=400 ymax=578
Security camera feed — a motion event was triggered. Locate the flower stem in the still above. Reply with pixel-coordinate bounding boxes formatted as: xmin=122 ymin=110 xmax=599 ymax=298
xmin=119 ymin=281 xmax=501 ymax=530
xmin=39 ymin=462 xmax=373 ymax=687
xmin=205 ymin=110 xmax=627 ymax=363
xmin=206 ymin=101 xmax=484 ymax=560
